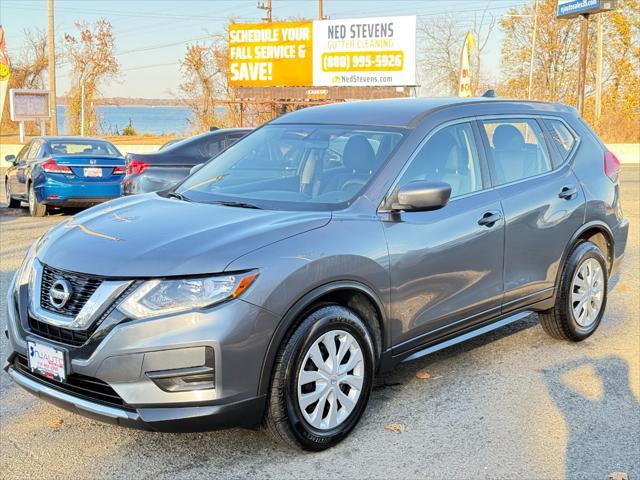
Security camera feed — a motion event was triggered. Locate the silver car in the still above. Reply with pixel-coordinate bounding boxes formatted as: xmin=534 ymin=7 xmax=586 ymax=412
xmin=5 ymin=98 xmax=628 ymax=450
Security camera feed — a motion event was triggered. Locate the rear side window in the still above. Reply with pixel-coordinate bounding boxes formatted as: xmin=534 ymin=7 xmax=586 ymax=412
xmin=545 ymin=119 xmax=577 ymax=160
xmin=25 ymin=141 xmax=40 ymax=159
xmin=481 ymin=119 xmax=552 ymax=185
xmin=200 ymin=139 xmax=223 ymax=158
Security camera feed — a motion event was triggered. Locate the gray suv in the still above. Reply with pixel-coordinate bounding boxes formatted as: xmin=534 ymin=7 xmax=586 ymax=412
xmin=5 ymin=98 xmax=628 ymax=450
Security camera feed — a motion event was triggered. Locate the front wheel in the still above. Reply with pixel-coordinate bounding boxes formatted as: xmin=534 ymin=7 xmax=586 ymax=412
xmin=28 ymin=183 xmax=47 ymax=217
xmin=264 ymin=305 xmax=376 ymax=450
xmin=5 ymin=180 xmax=20 ymax=208
xmin=539 ymin=241 xmax=608 ymax=341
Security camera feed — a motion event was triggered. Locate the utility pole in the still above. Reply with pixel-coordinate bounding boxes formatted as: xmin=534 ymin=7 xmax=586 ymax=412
xmin=576 ymin=14 xmax=589 ymax=116
xmin=80 ymin=79 xmax=85 ymax=136
xmin=595 ymin=13 xmax=603 ymax=123
xmin=318 ymin=0 xmax=325 ymax=20
xmin=527 ymin=0 xmax=539 ymax=99
xmin=257 ymin=0 xmax=272 ymax=22
xmin=47 ymin=0 xmax=58 ymax=135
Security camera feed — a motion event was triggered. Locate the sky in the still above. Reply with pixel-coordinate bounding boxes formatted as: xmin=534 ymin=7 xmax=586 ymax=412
xmin=0 ymin=0 xmax=528 ymax=99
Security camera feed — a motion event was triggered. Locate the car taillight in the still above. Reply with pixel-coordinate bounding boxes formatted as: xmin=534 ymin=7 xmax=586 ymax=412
xmin=112 ymin=166 xmax=126 ymax=175
xmin=41 ymin=159 xmax=73 ymax=174
xmin=126 ymin=160 xmax=149 ymax=175
xmin=604 ymin=151 xmax=621 ymax=181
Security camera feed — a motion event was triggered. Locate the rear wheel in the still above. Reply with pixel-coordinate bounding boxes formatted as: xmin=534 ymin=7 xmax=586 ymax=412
xmin=5 ymin=180 xmax=20 ymax=208
xmin=539 ymin=241 xmax=608 ymax=341
xmin=28 ymin=183 xmax=47 ymax=217
xmin=264 ymin=305 xmax=375 ymax=450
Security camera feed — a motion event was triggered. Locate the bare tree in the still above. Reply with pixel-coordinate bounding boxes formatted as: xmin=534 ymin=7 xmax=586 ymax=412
xmin=417 ymin=11 xmax=496 ymax=96
xmin=13 ymin=28 xmax=48 ymax=89
xmin=178 ymin=43 xmax=223 ymax=133
xmin=0 ymin=28 xmax=48 ymax=134
xmin=63 ymin=19 xmax=119 ymax=135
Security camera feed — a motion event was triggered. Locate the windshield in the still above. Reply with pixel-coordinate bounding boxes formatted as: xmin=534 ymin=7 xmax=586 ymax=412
xmin=48 ymin=140 xmax=121 ymax=157
xmin=174 ymin=124 xmax=405 ymax=210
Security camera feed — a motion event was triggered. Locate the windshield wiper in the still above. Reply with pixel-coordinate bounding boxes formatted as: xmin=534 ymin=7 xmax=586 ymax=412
xmin=168 ymin=191 xmax=190 ymax=202
xmin=210 ymin=200 xmax=262 ymax=209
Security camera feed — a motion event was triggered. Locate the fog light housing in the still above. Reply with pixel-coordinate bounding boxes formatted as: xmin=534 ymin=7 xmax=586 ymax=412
xmin=146 ymin=347 xmax=215 ymax=392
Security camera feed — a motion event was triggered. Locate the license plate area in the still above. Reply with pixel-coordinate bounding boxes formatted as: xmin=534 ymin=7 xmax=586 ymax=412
xmin=27 ymin=341 xmax=67 ymax=382
xmin=83 ymin=167 xmax=103 ymax=177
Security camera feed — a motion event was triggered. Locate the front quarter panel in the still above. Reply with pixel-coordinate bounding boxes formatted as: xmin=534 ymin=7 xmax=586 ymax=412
xmin=225 ymin=212 xmax=391 ymax=338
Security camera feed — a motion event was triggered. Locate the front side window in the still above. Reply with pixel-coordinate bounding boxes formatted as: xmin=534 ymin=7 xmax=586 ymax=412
xmin=397 ymin=122 xmax=483 ymax=198
xmin=176 ymin=124 xmax=405 ymax=210
xmin=481 ymin=119 xmax=552 ymax=185
xmin=545 ymin=119 xmax=576 ymax=160
xmin=15 ymin=143 xmax=30 ymax=161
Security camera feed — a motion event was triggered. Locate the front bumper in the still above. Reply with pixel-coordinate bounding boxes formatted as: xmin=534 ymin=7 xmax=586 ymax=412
xmin=4 ymin=362 xmax=266 ymax=431
xmin=5 ymin=271 xmax=280 ymax=431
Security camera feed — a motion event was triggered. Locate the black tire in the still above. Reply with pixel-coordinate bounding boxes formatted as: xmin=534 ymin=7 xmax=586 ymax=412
xmin=539 ymin=241 xmax=608 ymax=341
xmin=264 ymin=305 xmax=376 ymax=451
xmin=28 ymin=183 xmax=47 ymax=217
xmin=5 ymin=180 xmax=20 ymax=208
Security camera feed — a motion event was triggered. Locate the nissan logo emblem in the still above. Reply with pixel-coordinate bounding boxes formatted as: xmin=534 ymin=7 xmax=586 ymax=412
xmin=49 ymin=279 xmax=72 ymax=309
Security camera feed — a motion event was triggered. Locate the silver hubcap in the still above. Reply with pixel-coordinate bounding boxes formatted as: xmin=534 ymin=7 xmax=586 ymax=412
xmin=297 ymin=330 xmax=365 ymax=430
xmin=571 ymin=258 xmax=605 ymax=327
xmin=29 ymin=188 xmax=35 ymax=212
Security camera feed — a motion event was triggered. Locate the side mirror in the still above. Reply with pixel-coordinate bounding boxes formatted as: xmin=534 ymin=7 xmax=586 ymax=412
xmin=392 ymin=180 xmax=452 ymax=212
xmin=5 ymin=154 xmax=16 ymax=164
xmin=189 ymin=163 xmax=204 ymax=175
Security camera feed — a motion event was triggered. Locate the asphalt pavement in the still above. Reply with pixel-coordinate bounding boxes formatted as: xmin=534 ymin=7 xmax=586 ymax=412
xmin=0 ymin=168 xmax=638 ymax=480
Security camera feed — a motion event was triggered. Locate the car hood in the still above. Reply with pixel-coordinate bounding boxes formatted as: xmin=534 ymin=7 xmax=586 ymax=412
xmin=37 ymin=194 xmax=331 ymax=277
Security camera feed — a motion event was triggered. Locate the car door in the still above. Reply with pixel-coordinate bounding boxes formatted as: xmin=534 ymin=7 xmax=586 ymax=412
xmin=19 ymin=140 xmax=44 ymax=197
xmin=14 ymin=140 xmax=39 ymax=198
xmin=383 ymin=121 xmax=505 ymax=352
xmin=478 ymin=116 xmax=585 ymax=313
xmin=7 ymin=143 xmax=30 ymax=197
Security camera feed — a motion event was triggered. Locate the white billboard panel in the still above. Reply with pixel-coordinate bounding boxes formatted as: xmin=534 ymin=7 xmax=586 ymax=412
xmin=312 ymin=16 xmax=416 ymax=87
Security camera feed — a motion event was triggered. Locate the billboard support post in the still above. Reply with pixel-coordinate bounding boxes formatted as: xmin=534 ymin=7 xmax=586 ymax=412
xmin=577 ymin=14 xmax=589 ymax=116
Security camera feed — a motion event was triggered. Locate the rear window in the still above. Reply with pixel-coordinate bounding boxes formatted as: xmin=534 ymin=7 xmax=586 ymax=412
xmin=48 ymin=140 xmax=121 ymax=156
xmin=544 ymin=119 xmax=577 ymax=160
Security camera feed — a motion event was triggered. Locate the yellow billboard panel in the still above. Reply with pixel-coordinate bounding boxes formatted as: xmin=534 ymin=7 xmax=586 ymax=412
xmin=228 ymin=21 xmax=313 ymax=87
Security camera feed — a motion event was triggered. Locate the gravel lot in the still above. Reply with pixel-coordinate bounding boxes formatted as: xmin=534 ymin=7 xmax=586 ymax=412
xmin=1 ymin=168 xmax=638 ymax=480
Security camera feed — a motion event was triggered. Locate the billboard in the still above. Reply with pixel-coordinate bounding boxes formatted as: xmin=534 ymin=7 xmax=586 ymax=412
xmin=228 ymin=16 xmax=416 ymax=88
xmin=9 ymin=89 xmax=50 ymax=121
xmin=557 ymin=0 xmax=616 ymax=17
xmin=312 ymin=16 xmax=416 ymax=87
xmin=229 ymin=21 xmax=313 ymax=87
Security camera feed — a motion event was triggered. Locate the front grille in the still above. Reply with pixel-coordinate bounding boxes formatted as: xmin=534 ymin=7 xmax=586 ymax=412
xmin=13 ymin=354 xmax=130 ymax=409
xmin=27 ymin=282 xmax=139 ymax=348
xmin=28 ymin=316 xmax=90 ymax=347
xmin=40 ymin=265 xmax=102 ymax=316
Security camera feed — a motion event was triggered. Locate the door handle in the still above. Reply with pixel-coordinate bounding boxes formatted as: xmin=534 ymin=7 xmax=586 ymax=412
xmin=478 ymin=211 xmax=502 ymax=227
xmin=559 ymin=185 xmax=578 ymax=200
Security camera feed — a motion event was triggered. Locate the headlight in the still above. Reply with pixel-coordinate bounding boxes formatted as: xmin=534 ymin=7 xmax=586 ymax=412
xmin=118 ymin=271 xmax=258 ymax=319
xmin=14 ymin=238 xmax=40 ymax=290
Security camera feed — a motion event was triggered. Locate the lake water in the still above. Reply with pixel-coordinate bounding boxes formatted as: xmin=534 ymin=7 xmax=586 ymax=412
xmin=55 ymin=105 xmax=195 ymax=136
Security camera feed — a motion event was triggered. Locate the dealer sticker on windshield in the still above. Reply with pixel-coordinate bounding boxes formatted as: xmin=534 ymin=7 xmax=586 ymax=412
xmin=27 ymin=341 xmax=66 ymax=381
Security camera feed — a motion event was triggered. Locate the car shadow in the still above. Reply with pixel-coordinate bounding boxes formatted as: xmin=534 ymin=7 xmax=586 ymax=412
xmin=542 ymin=356 xmax=639 ymax=478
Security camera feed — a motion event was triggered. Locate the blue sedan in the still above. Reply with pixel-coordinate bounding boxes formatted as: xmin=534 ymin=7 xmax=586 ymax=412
xmin=4 ymin=136 xmax=126 ymax=216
